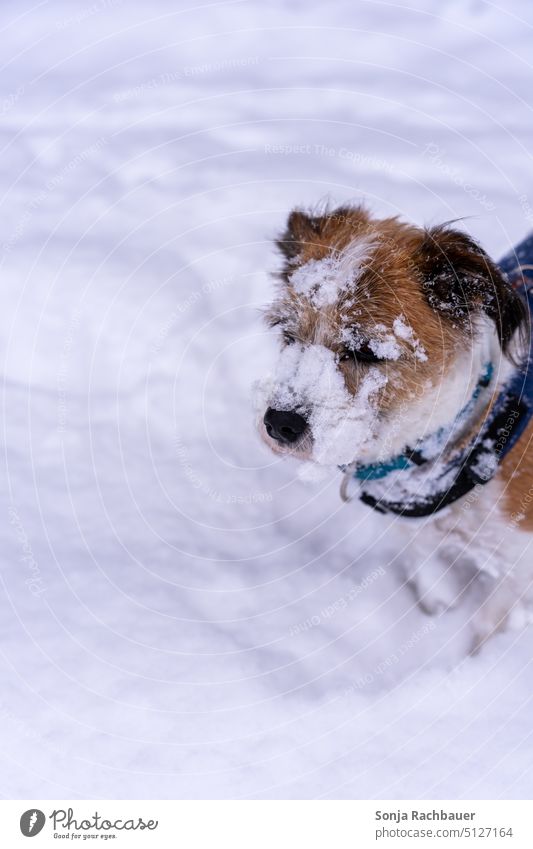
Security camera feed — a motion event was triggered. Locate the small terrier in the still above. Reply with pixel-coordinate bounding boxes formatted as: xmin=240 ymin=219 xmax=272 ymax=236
xmin=259 ymin=205 xmax=533 ymax=650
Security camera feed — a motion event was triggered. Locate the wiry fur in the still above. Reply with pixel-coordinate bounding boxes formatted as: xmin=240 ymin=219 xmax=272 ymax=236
xmin=260 ymin=204 xmax=532 ymax=650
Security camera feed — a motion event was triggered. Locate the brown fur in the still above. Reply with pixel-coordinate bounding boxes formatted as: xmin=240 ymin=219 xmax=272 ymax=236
xmin=269 ymin=205 xmax=526 ymax=426
xmin=500 ymin=419 xmax=533 ymax=531
xmin=263 ymin=204 xmax=532 ymax=646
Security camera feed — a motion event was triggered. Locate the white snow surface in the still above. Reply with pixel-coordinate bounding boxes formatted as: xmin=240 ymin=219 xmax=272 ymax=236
xmin=1 ymin=0 xmax=533 ymax=800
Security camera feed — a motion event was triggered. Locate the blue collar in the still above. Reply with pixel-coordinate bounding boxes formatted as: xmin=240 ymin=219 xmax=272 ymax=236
xmin=354 ymin=362 xmax=494 ymax=482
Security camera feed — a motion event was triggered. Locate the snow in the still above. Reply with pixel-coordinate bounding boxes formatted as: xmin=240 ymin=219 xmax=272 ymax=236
xmin=393 ymin=315 xmax=428 ymax=362
xmin=290 ymin=235 xmax=377 ymax=307
xmin=362 ymin=322 xmax=403 ymax=361
xmin=1 ymin=0 xmax=533 ymax=800
xmin=263 ymin=342 xmax=387 ymax=466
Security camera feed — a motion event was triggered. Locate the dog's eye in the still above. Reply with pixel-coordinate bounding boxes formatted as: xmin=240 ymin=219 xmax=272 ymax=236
xmin=339 ymin=344 xmax=382 ymax=364
xmin=282 ymin=331 xmax=296 ymax=345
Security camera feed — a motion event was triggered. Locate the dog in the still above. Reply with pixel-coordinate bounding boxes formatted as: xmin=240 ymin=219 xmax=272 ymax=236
xmin=259 ymin=204 xmax=533 ymax=651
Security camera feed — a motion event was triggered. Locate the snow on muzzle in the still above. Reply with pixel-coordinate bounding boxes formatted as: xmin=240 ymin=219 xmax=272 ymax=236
xmin=261 ymin=343 xmax=387 ymax=466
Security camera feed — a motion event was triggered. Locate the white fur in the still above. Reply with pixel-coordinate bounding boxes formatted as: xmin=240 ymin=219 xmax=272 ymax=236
xmin=363 ymin=319 xmax=509 ymax=464
xmin=266 ymin=341 xmax=387 ymax=466
xmin=397 ymin=475 xmax=533 ymax=652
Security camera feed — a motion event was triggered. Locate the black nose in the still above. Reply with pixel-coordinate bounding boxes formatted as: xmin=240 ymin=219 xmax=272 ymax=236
xmin=264 ymin=408 xmax=308 ymax=445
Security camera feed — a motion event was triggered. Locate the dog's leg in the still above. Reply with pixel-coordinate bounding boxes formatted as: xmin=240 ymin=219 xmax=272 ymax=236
xmin=469 ymin=536 xmax=533 ymax=653
xmin=469 ymin=569 xmax=518 ymax=653
xmin=399 ymin=520 xmax=471 ymax=615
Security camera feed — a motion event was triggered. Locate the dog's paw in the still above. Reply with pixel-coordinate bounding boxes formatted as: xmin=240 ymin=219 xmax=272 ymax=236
xmin=469 ymin=616 xmax=506 ymax=655
xmin=406 ymin=580 xmax=453 ymax=615
xmin=404 ymin=562 xmax=463 ymax=616
xmin=470 ymin=586 xmax=530 ymax=654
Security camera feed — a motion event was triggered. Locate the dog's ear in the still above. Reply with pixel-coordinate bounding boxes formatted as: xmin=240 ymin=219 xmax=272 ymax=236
xmin=276 ymin=205 xmax=370 ymax=264
xmin=275 ymin=209 xmax=322 ymax=262
xmin=417 ymin=224 xmax=527 ymax=357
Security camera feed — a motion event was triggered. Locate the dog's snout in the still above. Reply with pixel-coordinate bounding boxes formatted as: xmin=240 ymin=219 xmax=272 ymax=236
xmin=264 ymin=408 xmax=308 ymax=445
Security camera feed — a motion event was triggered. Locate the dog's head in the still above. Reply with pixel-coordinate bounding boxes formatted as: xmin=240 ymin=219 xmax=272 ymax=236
xmin=259 ymin=205 xmax=526 ymax=467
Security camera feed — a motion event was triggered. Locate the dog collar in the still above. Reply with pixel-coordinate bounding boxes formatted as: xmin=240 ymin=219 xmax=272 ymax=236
xmin=352 ymin=361 xmax=495 ymax=483
xmin=350 ymin=260 xmax=533 ymax=518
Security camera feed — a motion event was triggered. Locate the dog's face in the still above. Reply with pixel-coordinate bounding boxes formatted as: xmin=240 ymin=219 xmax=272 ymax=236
xmin=259 ymin=205 xmax=525 ymax=467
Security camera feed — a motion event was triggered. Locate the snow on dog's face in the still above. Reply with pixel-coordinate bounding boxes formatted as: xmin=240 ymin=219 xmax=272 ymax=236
xmin=259 ymin=205 xmax=526 ymax=468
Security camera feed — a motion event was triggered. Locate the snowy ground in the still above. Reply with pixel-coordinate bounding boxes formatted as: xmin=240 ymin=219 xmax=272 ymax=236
xmin=1 ymin=0 xmax=532 ymax=799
